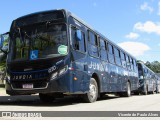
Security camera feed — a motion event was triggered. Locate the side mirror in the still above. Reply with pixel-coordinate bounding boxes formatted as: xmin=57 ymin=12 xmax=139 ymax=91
xmin=0 ymin=35 xmax=4 ymax=49
xmin=0 ymin=32 xmax=9 ymax=54
xmin=76 ymin=30 xmax=82 ymax=41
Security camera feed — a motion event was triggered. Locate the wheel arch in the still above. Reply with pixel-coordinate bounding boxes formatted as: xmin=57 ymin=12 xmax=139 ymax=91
xmin=92 ymin=73 xmax=101 ymax=94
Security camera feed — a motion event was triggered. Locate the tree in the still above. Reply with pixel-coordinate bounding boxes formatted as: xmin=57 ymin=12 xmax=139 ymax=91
xmin=145 ymin=61 xmax=160 ymax=73
xmin=0 ymin=34 xmax=8 ymax=81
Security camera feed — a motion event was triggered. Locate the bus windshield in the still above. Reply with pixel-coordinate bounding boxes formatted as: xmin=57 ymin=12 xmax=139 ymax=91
xmin=10 ymin=23 xmax=68 ymax=61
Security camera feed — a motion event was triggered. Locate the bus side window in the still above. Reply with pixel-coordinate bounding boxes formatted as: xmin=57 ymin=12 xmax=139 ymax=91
xmin=88 ymin=31 xmax=98 ymax=46
xmin=130 ymin=57 xmax=134 ymax=71
xmin=120 ymin=51 xmax=126 ymax=68
xmin=128 ymin=56 xmax=131 ymax=70
xmin=133 ymin=59 xmax=137 ymax=72
xmin=71 ymin=26 xmax=86 ymax=53
xmin=108 ymin=43 xmax=115 ymax=64
xmin=126 ymin=55 xmax=130 ymax=70
xmin=100 ymin=38 xmax=108 ymax=61
xmin=88 ymin=30 xmax=99 ymax=57
xmin=114 ymin=47 xmax=122 ymax=66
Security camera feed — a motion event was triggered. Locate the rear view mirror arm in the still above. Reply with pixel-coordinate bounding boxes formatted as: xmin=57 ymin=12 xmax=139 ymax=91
xmin=0 ymin=49 xmax=8 ymax=55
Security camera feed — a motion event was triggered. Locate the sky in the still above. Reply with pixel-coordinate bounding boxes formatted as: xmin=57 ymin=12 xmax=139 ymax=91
xmin=0 ymin=0 xmax=160 ymax=62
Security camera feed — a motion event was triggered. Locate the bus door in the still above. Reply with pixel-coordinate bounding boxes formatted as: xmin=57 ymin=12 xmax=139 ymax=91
xmin=69 ymin=19 xmax=89 ymax=93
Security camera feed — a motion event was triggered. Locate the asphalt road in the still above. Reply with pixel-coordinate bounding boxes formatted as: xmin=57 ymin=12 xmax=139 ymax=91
xmin=0 ymin=87 xmax=160 ymax=120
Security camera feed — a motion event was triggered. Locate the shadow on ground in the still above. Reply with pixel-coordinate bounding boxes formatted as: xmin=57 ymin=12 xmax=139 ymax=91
xmin=0 ymin=94 xmax=120 ymax=107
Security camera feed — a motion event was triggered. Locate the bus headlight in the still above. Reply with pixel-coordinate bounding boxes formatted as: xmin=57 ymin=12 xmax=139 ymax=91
xmin=50 ymin=65 xmax=68 ymax=80
xmin=59 ymin=65 xmax=68 ymax=76
xmin=50 ymin=72 xmax=58 ymax=80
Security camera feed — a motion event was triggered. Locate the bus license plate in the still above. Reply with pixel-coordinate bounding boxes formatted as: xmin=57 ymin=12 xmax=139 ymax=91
xmin=22 ymin=84 xmax=33 ymax=89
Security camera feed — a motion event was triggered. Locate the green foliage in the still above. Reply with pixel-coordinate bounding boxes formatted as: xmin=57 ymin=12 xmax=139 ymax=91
xmin=0 ymin=52 xmax=7 ymax=71
xmin=145 ymin=61 xmax=160 ymax=73
xmin=0 ymin=34 xmax=8 ymax=71
xmin=0 ymin=62 xmax=6 ymax=71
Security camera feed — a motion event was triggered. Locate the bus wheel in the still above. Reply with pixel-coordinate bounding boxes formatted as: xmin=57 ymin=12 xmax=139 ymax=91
xmin=151 ymin=85 xmax=155 ymax=94
xmin=143 ymin=85 xmax=148 ymax=95
xmin=124 ymin=82 xmax=131 ymax=97
xmin=118 ymin=82 xmax=131 ymax=97
xmin=156 ymin=88 xmax=159 ymax=94
xmin=83 ymin=78 xmax=98 ymax=103
xmin=39 ymin=93 xmax=55 ymax=103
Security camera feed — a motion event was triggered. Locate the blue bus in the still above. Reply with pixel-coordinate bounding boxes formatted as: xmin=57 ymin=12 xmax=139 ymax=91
xmin=0 ymin=9 xmax=139 ymax=103
xmin=155 ymin=74 xmax=160 ymax=93
xmin=137 ymin=62 xmax=157 ymax=95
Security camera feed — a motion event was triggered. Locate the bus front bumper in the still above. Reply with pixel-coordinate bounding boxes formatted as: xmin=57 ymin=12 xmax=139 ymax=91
xmin=5 ymin=79 xmax=70 ymax=95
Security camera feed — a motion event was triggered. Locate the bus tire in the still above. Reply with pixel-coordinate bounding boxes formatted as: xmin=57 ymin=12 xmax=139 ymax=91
xmin=39 ymin=93 xmax=55 ymax=103
xmin=143 ymin=85 xmax=148 ymax=95
xmin=124 ymin=81 xmax=131 ymax=97
xmin=83 ymin=78 xmax=98 ymax=103
xmin=156 ymin=87 xmax=159 ymax=94
xmin=118 ymin=82 xmax=131 ymax=97
xmin=151 ymin=87 xmax=155 ymax=94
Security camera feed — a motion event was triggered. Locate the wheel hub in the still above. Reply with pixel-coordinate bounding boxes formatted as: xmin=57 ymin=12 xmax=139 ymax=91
xmin=89 ymin=84 xmax=97 ymax=99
